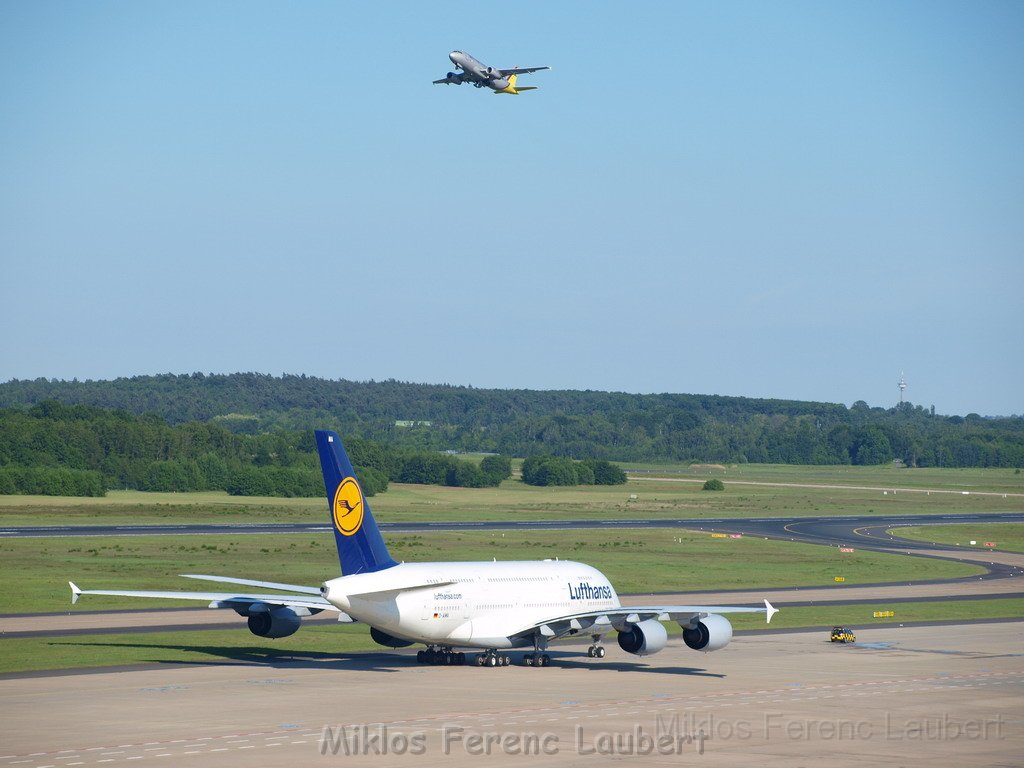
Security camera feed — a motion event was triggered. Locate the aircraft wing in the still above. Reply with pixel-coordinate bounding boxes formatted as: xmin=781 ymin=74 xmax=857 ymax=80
xmin=69 ymin=581 xmax=348 ymax=617
xmin=432 ymin=77 xmax=455 ymax=84
xmin=180 ymin=573 xmax=323 ymax=594
xmin=507 ymin=600 xmax=777 ymax=641
xmin=499 ymin=66 xmax=550 ymax=76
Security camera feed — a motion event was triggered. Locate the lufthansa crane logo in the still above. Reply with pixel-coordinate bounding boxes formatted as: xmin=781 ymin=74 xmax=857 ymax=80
xmin=332 ymin=477 xmax=364 ymax=536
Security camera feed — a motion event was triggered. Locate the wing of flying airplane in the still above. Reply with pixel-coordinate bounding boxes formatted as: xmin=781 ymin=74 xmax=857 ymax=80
xmin=499 ymin=66 xmax=550 ymax=76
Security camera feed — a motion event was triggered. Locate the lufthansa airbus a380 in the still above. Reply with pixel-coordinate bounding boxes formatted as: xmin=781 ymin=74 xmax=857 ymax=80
xmin=433 ymin=50 xmax=549 ymax=94
xmin=70 ymin=431 xmax=777 ymax=668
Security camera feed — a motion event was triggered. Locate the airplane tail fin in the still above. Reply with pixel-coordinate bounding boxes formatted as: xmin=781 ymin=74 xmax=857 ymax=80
xmin=497 ymin=74 xmax=539 ymax=95
xmin=315 ymin=430 xmax=398 ymax=576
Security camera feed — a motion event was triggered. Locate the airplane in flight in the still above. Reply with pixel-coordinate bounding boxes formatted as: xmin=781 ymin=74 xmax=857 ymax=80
xmin=70 ymin=430 xmax=777 ymax=668
xmin=433 ymin=50 xmax=549 ymax=94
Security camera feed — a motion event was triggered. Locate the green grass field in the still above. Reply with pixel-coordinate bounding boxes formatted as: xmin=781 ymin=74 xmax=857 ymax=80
xmin=626 ymin=462 xmax=1024 ymax=494
xmin=1 ymin=463 xmax=1021 ymax=528
xmin=890 ymin=523 xmax=1024 ymax=554
xmin=2 ymin=598 xmax=1020 ymax=676
xmin=0 ymin=528 xmax=984 ymax=615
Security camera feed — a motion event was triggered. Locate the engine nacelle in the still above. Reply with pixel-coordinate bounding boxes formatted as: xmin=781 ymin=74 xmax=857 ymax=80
xmin=617 ymin=619 xmax=668 ymax=656
xmin=370 ymin=626 xmax=414 ymax=648
xmin=682 ymin=614 xmax=733 ymax=652
xmin=446 ymin=71 xmax=463 ymax=84
xmin=247 ymin=607 xmax=302 ymax=638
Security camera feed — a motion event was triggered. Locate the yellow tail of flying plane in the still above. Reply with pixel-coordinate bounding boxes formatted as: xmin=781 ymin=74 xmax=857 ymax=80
xmin=496 ymin=74 xmax=538 ymax=95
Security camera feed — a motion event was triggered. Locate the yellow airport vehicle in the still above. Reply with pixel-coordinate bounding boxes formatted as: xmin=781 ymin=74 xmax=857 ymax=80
xmin=830 ymin=626 xmax=856 ymax=643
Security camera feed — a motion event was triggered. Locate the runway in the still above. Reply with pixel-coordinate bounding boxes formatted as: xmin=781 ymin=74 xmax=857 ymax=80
xmin=1 ymin=622 xmax=1021 ymax=766
xmin=3 ymin=511 xmax=1022 ymax=541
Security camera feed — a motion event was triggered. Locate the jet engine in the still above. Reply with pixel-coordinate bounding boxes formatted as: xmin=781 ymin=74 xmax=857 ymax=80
xmin=370 ymin=626 xmax=414 ymax=648
xmin=247 ymin=606 xmax=302 ymax=638
xmin=446 ymin=71 xmax=464 ymax=84
xmin=682 ymin=614 xmax=733 ymax=652
xmin=616 ymin=619 xmax=668 ymax=656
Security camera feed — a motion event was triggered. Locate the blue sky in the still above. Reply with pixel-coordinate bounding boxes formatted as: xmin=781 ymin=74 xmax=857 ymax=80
xmin=1 ymin=1 xmax=1021 ymax=415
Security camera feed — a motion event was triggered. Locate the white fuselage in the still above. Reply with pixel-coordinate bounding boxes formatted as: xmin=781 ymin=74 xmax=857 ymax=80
xmin=322 ymin=560 xmax=620 ymax=649
xmin=449 ymin=50 xmax=512 ymax=92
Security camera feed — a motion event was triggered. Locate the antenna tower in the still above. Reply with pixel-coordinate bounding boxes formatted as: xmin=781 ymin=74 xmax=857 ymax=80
xmin=898 ymin=371 xmax=907 ymax=404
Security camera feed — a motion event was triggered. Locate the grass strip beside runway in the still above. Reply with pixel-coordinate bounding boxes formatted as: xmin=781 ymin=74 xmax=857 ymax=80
xmin=0 ymin=529 xmax=984 ymax=615
xmin=889 ymin=523 xmax=1024 ymax=554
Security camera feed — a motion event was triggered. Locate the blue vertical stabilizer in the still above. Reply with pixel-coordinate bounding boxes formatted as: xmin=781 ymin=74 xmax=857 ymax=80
xmin=315 ymin=430 xmax=398 ymax=576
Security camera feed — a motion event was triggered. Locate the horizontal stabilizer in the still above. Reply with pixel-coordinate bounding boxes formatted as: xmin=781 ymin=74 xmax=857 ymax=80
xmin=495 ymin=86 xmax=539 ymax=95
xmin=181 ymin=574 xmax=322 ymax=595
xmin=345 ymin=578 xmax=458 ymax=599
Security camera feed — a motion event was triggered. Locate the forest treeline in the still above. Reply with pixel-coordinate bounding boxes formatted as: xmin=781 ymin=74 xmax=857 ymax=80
xmin=0 ymin=402 xmax=512 ymax=497
xmin=521 ymin=455 xmax=627 ymax=487
xmin=0 ymin=374 xmax=1022 ymax=468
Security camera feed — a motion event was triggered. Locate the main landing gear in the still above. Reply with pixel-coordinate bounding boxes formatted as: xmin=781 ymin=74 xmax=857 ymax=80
xmin=415 ymin=647 xmax=513 ymax=667
xmin=523 ymin=633 xmax=553 ymax=667
xmin=475 ymin=650 xmax=512 ymax=667
xmin=587 ymin=634 xmax=607 ymax=658
xmin=416 ymin=646 xmax=466 ymax=665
